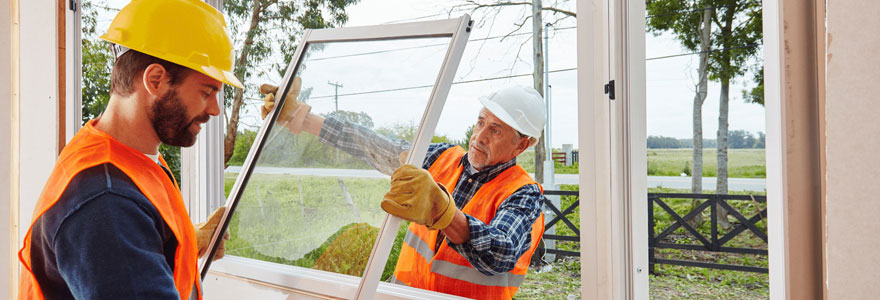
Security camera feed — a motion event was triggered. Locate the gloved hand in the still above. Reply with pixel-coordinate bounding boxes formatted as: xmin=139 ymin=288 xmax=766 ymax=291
xmin=260 ymin=76 xmax=310 ymax=134
xmin=195 ymin=206 xmax=230 ymax=261
xmin=381 ymin=165 xmax=458 ymax=230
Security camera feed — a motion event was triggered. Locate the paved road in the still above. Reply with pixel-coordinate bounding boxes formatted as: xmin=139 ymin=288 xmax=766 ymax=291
xmin=225 ymin=166 xmax=766 ymax=192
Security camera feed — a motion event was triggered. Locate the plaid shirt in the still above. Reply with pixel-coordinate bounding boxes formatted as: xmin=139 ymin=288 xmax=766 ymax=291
xmin=319 ymin=114 xmax=543 ymax=275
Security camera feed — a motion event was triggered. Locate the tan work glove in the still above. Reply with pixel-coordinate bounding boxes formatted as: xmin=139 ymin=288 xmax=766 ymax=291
xmin=195 ymin=206 xmax=229 ymax=261
xmin=260 ymin=76 xmax=310 ymax=134
xmin=381 ymin=165 xmax=458 ymax=230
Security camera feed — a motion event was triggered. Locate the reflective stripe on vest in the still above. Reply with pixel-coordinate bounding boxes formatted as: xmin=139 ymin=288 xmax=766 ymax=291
xmin=17 ymin=120 xmax=201 ymax=300
xmin=392 ymin=146 xmax=544 ymax=300
xmin=404 ymin=230 xmax=527 ymax=287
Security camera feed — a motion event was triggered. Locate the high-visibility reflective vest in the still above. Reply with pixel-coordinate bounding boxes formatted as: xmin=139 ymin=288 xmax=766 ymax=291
xmin=18 ymin=120 xmax=201 ymax=300
xmin=393 ymin=146 xmax=544 ymax=300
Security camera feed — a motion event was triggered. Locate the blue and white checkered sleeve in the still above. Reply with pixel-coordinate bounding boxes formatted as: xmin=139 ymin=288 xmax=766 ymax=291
xmin=318 ymin=114 xmax=411 ymax=175
xmin=448 ymin=184 xmax=544 ymax=275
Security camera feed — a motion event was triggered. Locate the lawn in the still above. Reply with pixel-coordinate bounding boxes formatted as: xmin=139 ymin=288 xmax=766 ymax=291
xmin=519 ymin=148 xmax=765 ymax=178
xmin=648 ymin=148 xmax=766 ymax=178
xmin=223 ymin=173 xmax=396 ymax=278
xmin=222 ymin=173 xmax=769 ymax=299
xmin=517 ymin=185 xmax=768 ymax=299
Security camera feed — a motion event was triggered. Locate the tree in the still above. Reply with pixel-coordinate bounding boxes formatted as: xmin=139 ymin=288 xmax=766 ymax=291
xmin=222 ymin=0 xmax=359 ymax=167
xmin=648 ymin=0 xmax=762 ymax=228
xmin=647 ymin=136 xmax=685 ymax=149
xmin=453 ymin=0 xmax=575 ymax=184
xmin=647 ymin=0 xmax=714 ymax=197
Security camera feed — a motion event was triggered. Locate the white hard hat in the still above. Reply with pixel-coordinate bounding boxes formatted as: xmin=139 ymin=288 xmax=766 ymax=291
xmin=479 ymin=85 xmax=546 ymax=138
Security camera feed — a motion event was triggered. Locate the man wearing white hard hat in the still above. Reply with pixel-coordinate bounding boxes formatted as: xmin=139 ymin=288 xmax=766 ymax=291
xmin=260 ymin=82 xmax=547 ymax=300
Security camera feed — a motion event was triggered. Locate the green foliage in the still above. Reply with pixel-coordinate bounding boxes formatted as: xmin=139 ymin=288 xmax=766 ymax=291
xmin=459 ymin=124 xmax=475 ymax=150
xmin=325 ymin=110 xmax=374 ymax=129
xmin=159 ymin=144 xmax=181 ymax=184
xmin=221 ymin=0 xmax=360 ymax=163
xmin=743 ymin=66 xmax=764 ymax=106
xmin=516 ymin=257 xmax=581 ymax=299
xmin=227 ymin=129 xmax=257 ymax=166
xmin=647 ymin=135 xmax=688 ymax=149
xmin=375 ymin=121 xmax=417 ymax=142
xmin=224 ymin=173 xmax=390 ymax=275
xmin=80 ymin=2 xmax=113 ymax=124
xmin=647 ymin=0 xmax=762 ymax=82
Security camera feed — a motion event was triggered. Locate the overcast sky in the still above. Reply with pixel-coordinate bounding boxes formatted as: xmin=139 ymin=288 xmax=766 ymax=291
xmin=99 ymin=0 xmax=766 ymax=148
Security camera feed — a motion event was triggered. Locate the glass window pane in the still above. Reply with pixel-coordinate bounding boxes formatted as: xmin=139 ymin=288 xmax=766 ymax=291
xmin=225 ymin=37 xmax=451 ymax=278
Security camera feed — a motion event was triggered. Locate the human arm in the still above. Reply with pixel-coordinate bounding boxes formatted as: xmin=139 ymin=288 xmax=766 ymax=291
xmin=446 ymin=185 xmax=543 ymax=275
xmin=260 ymin=80 xmax=410 ymax=175
xmin=53 ymin=193 xmax=181 ymax=299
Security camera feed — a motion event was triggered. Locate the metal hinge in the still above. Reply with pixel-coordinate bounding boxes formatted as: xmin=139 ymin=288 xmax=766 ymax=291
xmin=604 ymin=80 xmax=615 ymax=100
xmin=466 ymin=20 xmax=473 ymax=32
xmin=69 ymin=0 xmax=77 ymax=12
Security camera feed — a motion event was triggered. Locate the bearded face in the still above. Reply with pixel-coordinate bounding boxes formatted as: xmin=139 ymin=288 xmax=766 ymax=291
xmin=149 ymin=87 xmax=210 ymax=147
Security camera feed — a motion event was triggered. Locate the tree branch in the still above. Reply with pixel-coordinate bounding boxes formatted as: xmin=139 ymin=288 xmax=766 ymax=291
xmin=460 ymin=0 xmax=575 ymax=17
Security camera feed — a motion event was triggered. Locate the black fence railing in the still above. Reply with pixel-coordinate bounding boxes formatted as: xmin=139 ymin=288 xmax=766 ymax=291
xmin=649 ymin=193 xmax=768 ymax=273
xmin=540 ymin=190 xmax=580 ymax=258
xmin=536 ymin=191 xmax=768 ymax=273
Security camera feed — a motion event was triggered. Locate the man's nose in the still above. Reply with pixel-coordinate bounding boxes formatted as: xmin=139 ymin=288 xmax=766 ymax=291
xmin=206 ymin=94 xmax=221 ymax=116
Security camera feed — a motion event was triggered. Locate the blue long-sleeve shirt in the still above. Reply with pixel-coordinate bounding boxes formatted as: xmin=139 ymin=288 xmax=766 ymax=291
xmin=29 ymin=163 xmax=184 ymax=299
xmin=319 ymin=114 xmax=543 ymax=275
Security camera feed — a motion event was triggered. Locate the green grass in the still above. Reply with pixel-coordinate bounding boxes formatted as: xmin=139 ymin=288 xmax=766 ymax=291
xmin=519 ymin=186 xmax=768 ymax=300
xmin=222 ymin=171 xmax=768 ymax=299
xmin=648 ymin=148 xmax=766 ymax=178
xmin=649 ymin=187 xmax=768 ymax=299
xmin=518 ymin=148 xmax=765 ymax=178
xmin=223 ymin=173 xmax=390 ymax=277
xmin=516 ymin=150 xmax=579 ymax=175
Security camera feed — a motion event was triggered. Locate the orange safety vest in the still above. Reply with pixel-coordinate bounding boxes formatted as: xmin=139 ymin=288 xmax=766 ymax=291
xmin=393 ymin=146 xmax=544 ymax=300
xmin=17 ymin=120 xmax=201 ymax=300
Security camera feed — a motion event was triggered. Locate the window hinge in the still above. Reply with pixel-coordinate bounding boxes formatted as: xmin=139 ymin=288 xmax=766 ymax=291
xmin=604 ymin=80 xmax=615 ymax=100
xmin=69 ymin=0 xmax=77 ymax=12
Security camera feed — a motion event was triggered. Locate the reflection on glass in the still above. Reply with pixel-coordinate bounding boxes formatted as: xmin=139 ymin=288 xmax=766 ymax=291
xmin=225 ymin=37 xmax=450 ymax=278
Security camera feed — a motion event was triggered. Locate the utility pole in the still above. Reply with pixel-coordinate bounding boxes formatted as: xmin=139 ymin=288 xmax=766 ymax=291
xmin=328 ymin=81 xmax=343 ymax=111
xmin=544 ymin=22 xmax=552 ymax=164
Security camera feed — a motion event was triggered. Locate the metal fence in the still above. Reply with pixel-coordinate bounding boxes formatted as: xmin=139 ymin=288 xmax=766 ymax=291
xmin=540 ymin=190 xmax=580 ymax=258
xmin=649 ymin=193 xmax=768 ymax=273
xmin=537 ymin=190 xmax=769 ymax=274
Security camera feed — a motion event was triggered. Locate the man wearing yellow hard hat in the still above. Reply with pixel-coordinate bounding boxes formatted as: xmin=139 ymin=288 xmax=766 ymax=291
xmin=261 ymin=80 xmax=548 ymax=299
xmin=18 ymin=1 xmax=239 ymax=299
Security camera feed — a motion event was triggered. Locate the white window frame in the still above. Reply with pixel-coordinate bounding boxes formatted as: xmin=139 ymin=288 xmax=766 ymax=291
xmin=195 ymin=16 xmax=473 ymax=299
xmin=581 ymin=0 xmax=785 ymax=298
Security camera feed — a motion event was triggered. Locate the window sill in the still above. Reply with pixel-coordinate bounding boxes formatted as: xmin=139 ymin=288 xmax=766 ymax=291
xmin=205 ymin=256 xmax=468 ymax=300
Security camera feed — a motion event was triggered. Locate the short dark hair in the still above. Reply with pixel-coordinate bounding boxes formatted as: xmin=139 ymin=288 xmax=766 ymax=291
xmin=110 ymin=50 xmax=192 ymax=97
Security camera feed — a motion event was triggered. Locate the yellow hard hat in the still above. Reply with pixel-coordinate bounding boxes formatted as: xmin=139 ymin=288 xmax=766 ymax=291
xmin=100 ymin=0 xmax=243 ymax=88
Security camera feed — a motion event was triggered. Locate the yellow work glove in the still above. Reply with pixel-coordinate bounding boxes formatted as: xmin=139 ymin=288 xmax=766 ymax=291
xmin=260 ymin=76 xmax=310 ymax=134
xmin=381 ymin=165 xmax=458 ymax=230
xmin=195 ymin=206 xmax=229 ymax=261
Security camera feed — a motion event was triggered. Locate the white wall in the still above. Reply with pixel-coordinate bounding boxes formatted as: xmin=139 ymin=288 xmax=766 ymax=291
xmin=825 ymin=0 xmax=880 ymax=298
xmin=2 ymin=0 xmax=13 ymax=297
xmin=17 ymin=0 xmax=59 ymax=243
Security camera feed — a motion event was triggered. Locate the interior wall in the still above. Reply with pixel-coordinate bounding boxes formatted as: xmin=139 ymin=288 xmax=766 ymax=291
xmin=2 ymin=0 xmax=14 ymax=297
xmin=824 ymin=0 xmax=880 ymax=298
xmin=18 ymin=0 xmax=59 ymax=226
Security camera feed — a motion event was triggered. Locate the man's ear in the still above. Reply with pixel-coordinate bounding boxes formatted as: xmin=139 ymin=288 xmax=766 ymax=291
xmin=142 ymin=63 xmax=167 ymax=97
xmin=515 ymin=136 xmax=532 ymax=155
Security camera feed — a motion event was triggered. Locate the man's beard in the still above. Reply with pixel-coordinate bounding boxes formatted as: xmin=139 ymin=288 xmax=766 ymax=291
xmin=149 ymin=88 xmax=209 ymax=147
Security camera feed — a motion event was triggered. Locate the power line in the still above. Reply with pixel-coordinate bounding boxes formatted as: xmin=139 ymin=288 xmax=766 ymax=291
xmin=306 ymin=67 xmax=576 ymax=100
xmin=646 ymin=43 xmax=760 ymax=61
xmin=305 ymin=26 xmax=576 ymax=62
